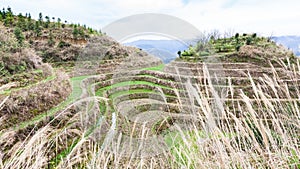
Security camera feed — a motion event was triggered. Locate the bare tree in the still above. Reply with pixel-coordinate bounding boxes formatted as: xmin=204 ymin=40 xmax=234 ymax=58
xmin=223 ymin=28 xmax=235 ymax=38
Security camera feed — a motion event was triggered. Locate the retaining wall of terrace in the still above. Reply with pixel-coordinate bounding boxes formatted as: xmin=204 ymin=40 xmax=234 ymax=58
xmin=0 ymin=72 xmax=71 ymax=130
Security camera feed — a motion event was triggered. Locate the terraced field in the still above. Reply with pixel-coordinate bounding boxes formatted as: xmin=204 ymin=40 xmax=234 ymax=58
xmin=59 ymin=57 xmax=300 ymax=162
xmin=1 ymin=55 xmax=300 ymax=168
xmin=1 ymin=32 xmax=300 ymax=168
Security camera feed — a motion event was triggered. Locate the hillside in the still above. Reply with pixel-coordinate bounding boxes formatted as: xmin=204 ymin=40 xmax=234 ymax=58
xmin=124 ymin=36 xmax=300 ymax=64
xmin=0 ymin=7 xmax=100 ymax=64
xmin=179 ymin=33 xmax=297 ymax=64
xmin=0 ymin=17 xmax=71 ymax=131
xmin=0 ymin=8 xmax=300 ymax=169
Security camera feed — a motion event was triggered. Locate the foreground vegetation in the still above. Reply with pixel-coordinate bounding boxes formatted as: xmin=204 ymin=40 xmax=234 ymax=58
xmin=1 ymin=59 xmax=299 ymax=168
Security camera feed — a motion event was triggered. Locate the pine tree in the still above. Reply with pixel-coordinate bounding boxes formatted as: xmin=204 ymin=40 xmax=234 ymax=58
xmin=177 ymin=51 xmax=181 ymax=58
xmin=4 ymin=7 xmax=13 ymax=27
xmin=235 ymin=33 xmax=239 ymax=39
xmin=1 ymin=8 xmax=6 ymax=19
xmin=34 ymin=21 xmax=41 ymax=36
xmin=57 ymin=18 xmax=61 ymax=28
xmin=14 ymin=27 xmax=25 ymax=45
xmin=78 ymin=28 xmax=85 ymax=38
xmin=4 ymin=15 xmax=13 ymax=27
xmin=26 ymin=14 xmax=34 ymax=31
xmin=17 ymin=13 xmax=26 ymax=31
xmin=38 ymin=12 xmax=43 ymax=23
xmin=72 ymin=26 xmax=79 ymax=38
xmin=45 ymin=16 xmax=50 ymax=28
xmin=7 ymin=7 xmax=12 ymax=15
xmin=27 ymin=13 xmax=31 ymax=21
xmin=27 ymin=21 xmax=34 ymax=31
xmin=48 ymin=31 xmax=55 ymax=46
xmin=51 ymin=17 xmax=56 ymax=28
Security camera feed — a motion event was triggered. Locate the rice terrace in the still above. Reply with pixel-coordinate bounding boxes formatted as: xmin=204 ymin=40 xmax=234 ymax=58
xmin=0 ymin=5 xmax=300 ymax=169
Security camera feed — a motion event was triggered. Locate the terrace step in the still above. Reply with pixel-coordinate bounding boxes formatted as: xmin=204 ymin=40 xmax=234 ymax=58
xmin=163 ymin=66 xmax=293 ymax=78
xmin=131 ymin=110 xmax=168 ymax=124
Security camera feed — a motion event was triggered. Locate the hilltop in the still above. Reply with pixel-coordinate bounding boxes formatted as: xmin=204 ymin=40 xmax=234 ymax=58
xmin=0 ymin=7 xmax=100 ymax=63
xmin=179 ymin=33 xmax=297 ymax=66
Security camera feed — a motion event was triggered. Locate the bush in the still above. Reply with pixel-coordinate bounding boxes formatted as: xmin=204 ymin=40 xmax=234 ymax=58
xmin=14 ymin=27 xmax=24 ymax=45
xmin=246 ymin=37 xmax=252 ymax=45
xmin=199 ymin=51 xmax=210 ymax=56
xmin=235 ymin=33 xmax=239 ymax=39
xmin=236 ymin=45 xmax=241 ymax=51
xmin=57 ymin=41 xmax=71 ymax=48
xmin=177 ymin=50 xmax=181 ymax=58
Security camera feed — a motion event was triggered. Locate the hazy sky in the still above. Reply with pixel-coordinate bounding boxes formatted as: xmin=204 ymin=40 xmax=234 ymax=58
xmin=2 ymin=0 xmax=300 ymax=36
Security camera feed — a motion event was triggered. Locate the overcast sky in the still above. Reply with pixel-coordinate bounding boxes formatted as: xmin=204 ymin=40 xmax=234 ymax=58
xmin=2 ymin=0 xmax=300 ymax=36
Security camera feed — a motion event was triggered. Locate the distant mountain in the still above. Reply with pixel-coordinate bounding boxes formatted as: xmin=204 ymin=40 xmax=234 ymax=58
xmin=273 ymin=36 xmax=300 ymax=56
xmin=124 ymin=40 xmax=190 ymax=63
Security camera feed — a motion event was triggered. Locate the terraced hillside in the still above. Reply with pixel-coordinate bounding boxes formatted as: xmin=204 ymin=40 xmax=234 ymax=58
xmin=0 ymin=31 xmax=300 ymax=168
xmin=77 ymin=57 xmax=300 ymax=157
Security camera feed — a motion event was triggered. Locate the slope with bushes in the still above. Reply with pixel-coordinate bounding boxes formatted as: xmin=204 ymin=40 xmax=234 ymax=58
xmin=0 ymin=7 xmax=100 ymax=63
xmin=180 ymin=33 xmax=297 ymax=66
xmin=0 ymin=12 xmax=72 ymax=136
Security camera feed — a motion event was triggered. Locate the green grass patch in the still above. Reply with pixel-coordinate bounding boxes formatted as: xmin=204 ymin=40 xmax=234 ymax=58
xmin=50 ymin=138 xmax=80 ymax=167
xmin=0 ymin=74 xmax=55 ymax=95
xmin=109 ymin=89 xmax=155 ymax=99
xmin=164 ymin=130 xmax=237 ymax=168
xmin=14 ymin=75 xmax=90 ymax=130
xmin=95 ymin=80 xmax=174 ymax=96
xmin=50 ymin=115 xmax=105 ymax=167
xmin=164 ymin=130 xmax=204 ymax=168
xmin=141 ymin=64 xmax=165 ymax=71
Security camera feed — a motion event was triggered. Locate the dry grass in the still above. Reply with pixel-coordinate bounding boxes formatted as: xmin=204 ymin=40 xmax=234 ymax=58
xmin=0 ymin=61 xmax=300 ymax=169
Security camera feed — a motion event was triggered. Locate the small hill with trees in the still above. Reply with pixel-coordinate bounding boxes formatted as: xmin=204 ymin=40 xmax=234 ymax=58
xmin=0 ymin=7 xmax=100 ymax=63
xmin=179 ymin=33 xmax=297 ymax=66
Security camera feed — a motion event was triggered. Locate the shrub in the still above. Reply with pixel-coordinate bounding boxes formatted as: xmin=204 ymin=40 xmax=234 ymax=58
xmin=199 ymin=51 xmax=210 ymax=56
xmin=14 ymin=27 xmax=24 ymax=45
xmin=47 ymin=32 xmax=55 ymax=47
xmin=57 ymin=41 xmax=71 ymax=48
xmin=177 ymin=50 xmax=181 ymax=57
xmin=246 ymin=37 xmax=252 ymax=45
xmin=235 ymin=33 xmax=239 ymax=39
xmin=236 ymin=44 xmax=241 ymax=51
